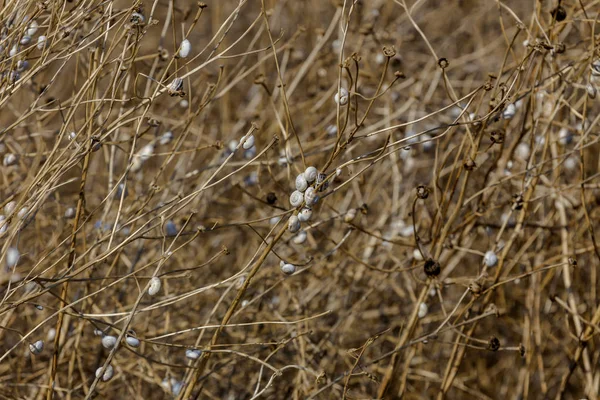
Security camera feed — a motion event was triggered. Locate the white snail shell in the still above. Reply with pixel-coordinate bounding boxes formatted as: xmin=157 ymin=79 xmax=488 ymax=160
xmin=502 ymin=103 xmax=516 ymax=120
xmin=6 ymin=247 xmax=20 ymax=269
xmin=101 ymin=335 xmax=117 ymax=349
xmin=334 ymin=88 xmax=349 ymax=105
xmin=280 ymin=263 xmax=296 ymax=275
xmin=185 ymin=349 xmax=202 ymax=360
xmin=515 ymin=142 xmax=530 ymax=161
xmin=558 ymin=128 xmax=572 ymax=146
xmin=179 ymin=39 xmax=191 ymax=58
xmin=484 ymin=251 xmax=498 ymax=268
xmin=148 ymin=276 xmax=161 ymax=296
xmin=37 ymin=36 xmax=46 ymax=50
xmin=295 ymin=173 xmax=308 ymax=192
xmin=289 ymin=190 xmax=304 ymax=207
xmin=242 ymin=134 xmax=255 ymax=150
xmin=418 ymin=302 xmax=428 ymax=319
xmin=3 ymin=153 xmax=17 ymax=166
xmin=343 ymin=209 xmax=357 ymax=223
xmin=587 ymin=83 xmax=597 ymax=99
xmin=304 ymin=187 xmax=317 ymax=206
xmin=293 ymin=231 xmax=307 ymax=244
xmin=288 ymin=215 xmax=301 ymax=233
xmin=304 ymin=166 xmax=318 ymax=182
xmin=27 ymin=20 xmax=38 ymax=36
xmin=64 ymin=207 xmax=76 ymax=219
xmin=298 ymin=207 xmax=312 ymax=222
xmin=29 ymin=340 xmax=43 ymax=355
xmin=20 ymin=35 xmax=31 ymax=45
xmin=4 ymin=201 xmax=16 ymax=215
xmin=125 ymin=335 xmax=140 ymax=348
xmin=0 ymin=216 xmax=7 ymax=235
xmin=95 ymin=365 xmax=114 ymax=382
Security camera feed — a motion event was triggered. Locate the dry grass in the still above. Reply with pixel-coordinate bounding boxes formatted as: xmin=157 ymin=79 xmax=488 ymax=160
xmin=1 ymin=0 xmax=600 ymax=399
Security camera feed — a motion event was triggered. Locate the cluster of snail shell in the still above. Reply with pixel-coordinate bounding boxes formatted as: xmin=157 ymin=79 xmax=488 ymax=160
xmin=281 ymin=166 xmax=321 ymax=276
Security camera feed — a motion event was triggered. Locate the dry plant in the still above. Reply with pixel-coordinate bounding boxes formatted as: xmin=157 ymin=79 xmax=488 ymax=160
xmin=1 ymin=0 xmax=600 ymax=398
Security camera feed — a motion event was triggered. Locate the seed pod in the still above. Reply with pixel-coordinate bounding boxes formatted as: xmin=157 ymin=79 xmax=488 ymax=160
xmin=334 ymin=88 xmax=348 ymax=105
xmin=179 ymin=39 xmax=191 ymax=58
xmin=148 ymin=276 xmax=161 ymax=296
xmin=417 ymin=302 xmax=428 ymax=318
xmin=101 ymin=335 xmax=117 ymax=349
xmin=6 ymin=247 xmax=20 ymax=269
xmin=293 ymin=230 xmax=307 ymax=244
xmin=29 ymin=340 xmax=43 ymax=355
xmin=304 ymin=187 xmax=317 ymax=206
xmin=95 ymin=365 xmax=114 ymax=382
xmin=483 ymin=250 xmax=498 ymax=267
xmin=304 ymin=166 xmax=318 ymax=183
xmin=295 ymin=173 xmax=308 ymax=192
xmin=288 ymin=215 xmax=300 ymax=233
xmin=242 ymin=134 xmax=255 ymax=150
xmin=185 ymin=349 xmax=202 ymax=360
xmin=298 ymin=207 xmax=312 ymax=222
xmin=3 ymin=153 xmax=17 ymax=166
xmin=280 ymin=263 xmax=296 ymax=275
xmin=37 ymin=36 xmax=46 ymax=50
xmin=289 ymin=190 xmax=304 ymax=207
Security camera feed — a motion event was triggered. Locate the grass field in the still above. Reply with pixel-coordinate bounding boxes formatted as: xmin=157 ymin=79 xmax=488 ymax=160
xmin=1 ymin=0 xmax=600 ymax=399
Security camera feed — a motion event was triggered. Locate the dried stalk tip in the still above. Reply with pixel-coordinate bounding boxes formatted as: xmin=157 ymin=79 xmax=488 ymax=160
xmin=424 ymin=258 xmax=440 ymax=277
xmin=488 ymin=337 xmax=500 ymax=352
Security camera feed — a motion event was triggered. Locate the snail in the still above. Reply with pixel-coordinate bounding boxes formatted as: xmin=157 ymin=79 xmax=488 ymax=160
xmin=288 ymin=215 xmax=300 ymax=233
xmin=295 ymin=173 xmax=308 ymax=192
xmin=289 ymin=190 xmax=304 ymax=208
xmin=179 ymin=39 xmax=191 ymax=58
xmin=148 ymin=276 xmax=161 ymax=296
xmin=95 ymin=365 xmax=114 ymax=382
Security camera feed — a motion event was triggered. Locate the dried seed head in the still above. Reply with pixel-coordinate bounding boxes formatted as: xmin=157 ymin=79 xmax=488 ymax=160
xmin=95 ymin=365 xmax=114 ymax=382
xmin=179 ymin=39 xmax=191 ymax=58
xmin=148 ymin=276 xmax=161 ymax=296
xmin=488 ymin=336 xmax=500 ymax=351
xmin=424 ymin=258 xmax=441 ymax=277
xmin=101 ymin=335 xmax=117 ymax=349
xmin=29 ymin=340 xmax=43 ymax=355
xmin=416 ymin=185 xmax=429 ymax=199
xmin=280 ymin=263 xmax=296 ymax=275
